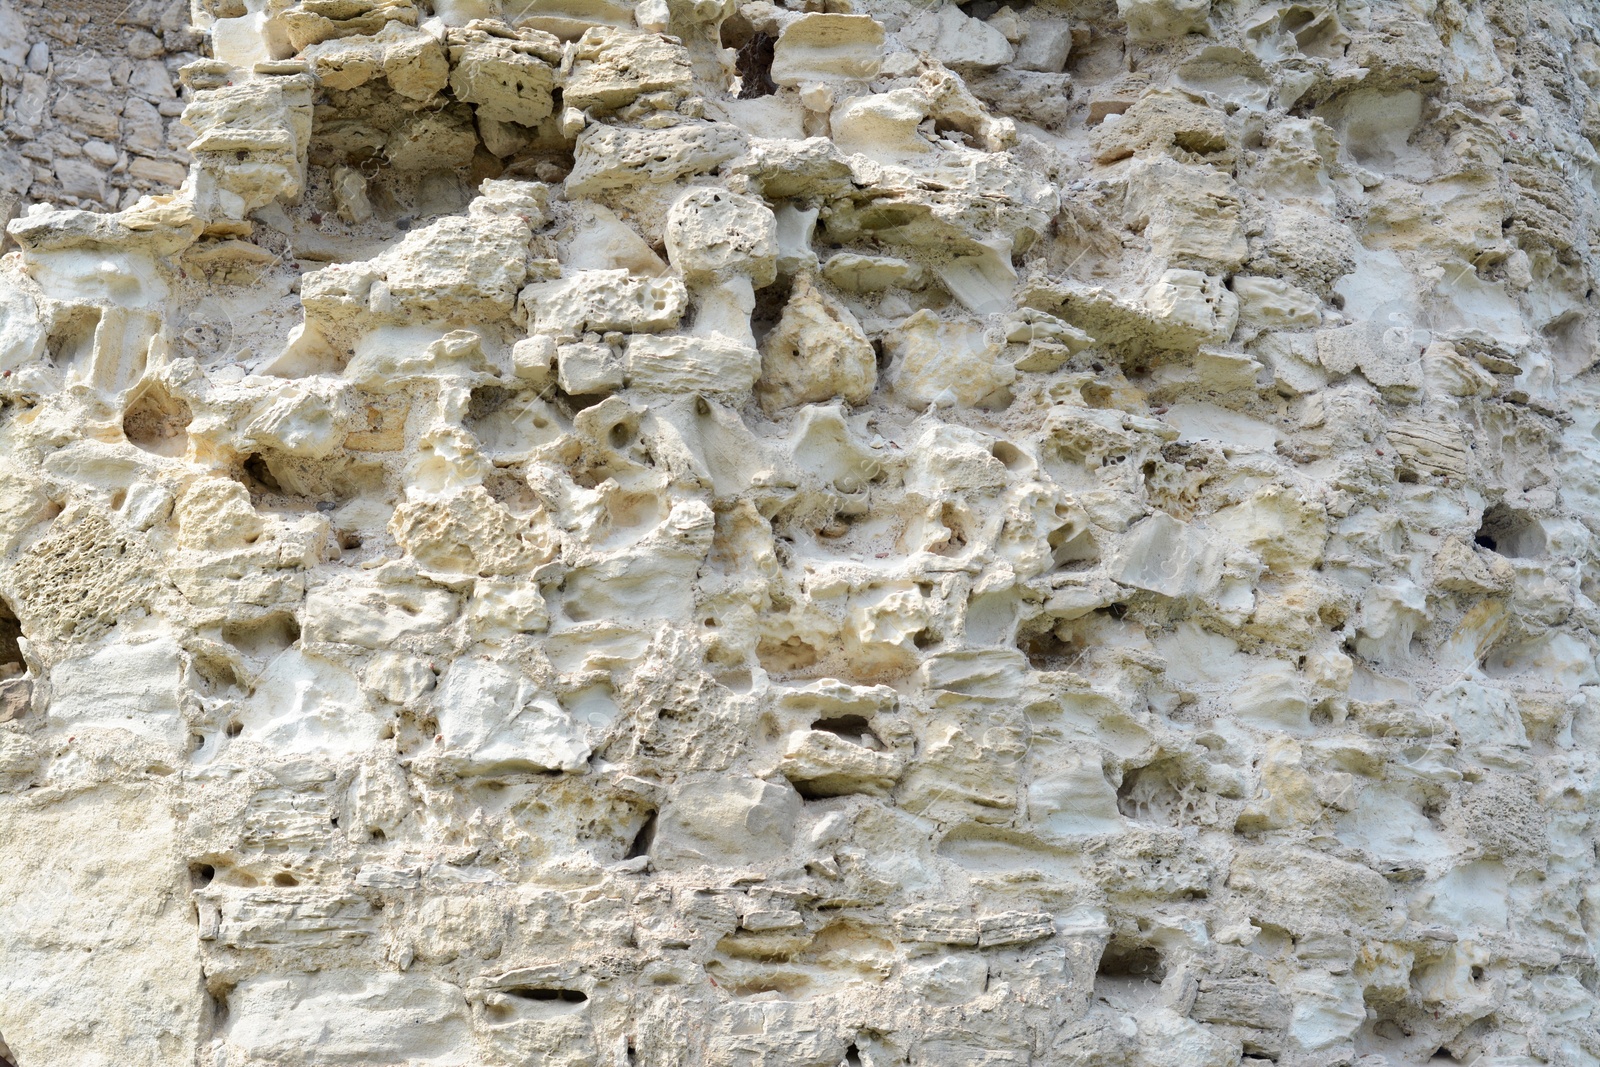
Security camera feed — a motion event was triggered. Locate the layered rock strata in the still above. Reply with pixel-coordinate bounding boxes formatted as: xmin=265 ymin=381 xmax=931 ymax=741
xmin=3 ymin=0 xmax=1600 ymax=1065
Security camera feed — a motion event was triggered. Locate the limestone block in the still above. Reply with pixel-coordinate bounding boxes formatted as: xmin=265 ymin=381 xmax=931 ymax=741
xmin=1141 ymin=269 xmax=1239 ymax=346
xmin=48 ymin=636 xmax=188 ymax=747
xmin=968 ymin=69 xmax=1075 ymax=130
xmin=557 ymin=507 xmax=709 ymax=617
xmin=563 ymin=27 xmax=694 ymax=113
xmin=301 ymin=34 xmax=385 ymax=89
xmin=390 ymin=485 xmax=558 ymax=575
xmin=770 ymin=13 xmax=885 ymax=85
xmin=365 ymin=650 xmax=437 ymax=704
xmin=512 ymin=335 xmax=557 ymax=385
xmin=331 ymin=164 xmax=374 ymax=223
xmin=1315 ymin=320 xmax=1423 ymax=392
xmin=900 ymin=4 xmax=1015 ymax=71
xmin=519 ymin=270 xmax=688 ymax=339
xmin=725 ymin=136 xmax=856 ymax=199
xmin=886 ymin=310 xmax=1014 ymax=409
xmin=223 ymin=973 xmax=470 ymax=1065
xmin=777 ymin=728 xmax=903 ymax=797
xmin=447 ymin=28 xmax=559 ymax=125
xmin=0 ymin=787 xmax=204 ymax=1067
xmin=1016 ymin=18 xmax=1071 ymax=72
xmin=1138 ymin=1009 xmax=1239 ymax=1067
xmin=557 ymin=340 xmax=625 ymax=395
xmin=1118 ymin=0 xmax=1211 ymax=42
xmin=182 ymin=75 xmax=314 ymax=219
xmin=1286 ymin=972 xmax=1365 ymax=1055
xmin=435 ymin=658 xmax=590 ymax=774
xmin=304 ymin=577 xmax=459 ymax=647
xmin=756 ymin=275 xmax=876 ymax=413
xmin=822 ymin=253 xmax=926 ymax=292
xmin=1233 ymin=274 xmax=1322 ymax=328
xmin=0 ymin=282 xmax=46 ymax=373
xmin=626 ymin=335 xmax=762 ymax=394
xmin=280 ymin=0 xmax=419 ymax=51
xmin=1027 ymin=748 xmax=1123 ymax=836
xmin=565 ymin=122 xmax=748 ymax=194
xmin=383 ymin=105 xmax=481 ymax=170
xmin=664 ymin=187 xmax=777 ymax=287
xmin=176 ymin=477 xmax=265 ymax=551
xmin=831 ymin=88 xmax=933 ymax=163
xmin=1125 ymin=158 xmax=1245 ymax=273
xmin=560 ymin=205 xmax=670 ymax=274
xmin=341 ymin=327 xmax=501 ymax=390
xmin=1107 ymin=510 xmax=1223 ymax=599
xmin=307 ymin=205 xmax=536 ymax=332
xmin=655 ymin=775 xmax=801 ymax=866
xmin=383 ymin=27 xmax=451 ymax=99
xmin=1090 ymin=92 xmax=1231 ymax=164
xmin=1207 ymin=486 xmax=1326 ymax=573
xmin=1229 ymin=662 xmax=1313 ymax=734
xmin=236 ymin=649 xmax=390 ymax=757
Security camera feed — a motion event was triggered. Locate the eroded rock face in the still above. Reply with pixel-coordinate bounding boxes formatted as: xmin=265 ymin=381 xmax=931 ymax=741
xmin=1 ymin=0 xmax=1600 ymax=1065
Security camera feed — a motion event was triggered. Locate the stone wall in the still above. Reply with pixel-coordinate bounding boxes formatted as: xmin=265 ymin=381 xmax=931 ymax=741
xmin=0 ymin=0 xmax=199 ymax=224
xmin=2 ymin=0 xmax=1600 ymax=1064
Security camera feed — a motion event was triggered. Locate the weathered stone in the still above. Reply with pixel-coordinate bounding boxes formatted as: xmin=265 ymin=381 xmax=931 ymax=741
xmin=0 ymin=3 xmax=1594 ymax=1066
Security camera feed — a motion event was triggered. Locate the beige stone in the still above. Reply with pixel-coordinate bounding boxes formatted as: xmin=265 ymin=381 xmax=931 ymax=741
xmin=0 ymin=3 xmax=1596 ymax=1065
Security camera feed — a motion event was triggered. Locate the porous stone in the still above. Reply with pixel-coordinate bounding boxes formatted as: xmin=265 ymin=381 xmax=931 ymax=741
xmin=0 ymin=2 xmax=1597 ymax=1066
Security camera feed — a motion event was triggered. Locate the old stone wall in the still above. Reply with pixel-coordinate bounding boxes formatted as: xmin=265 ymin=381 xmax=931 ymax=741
xmin=1 ymin=0 xmax=1600 ymax=1065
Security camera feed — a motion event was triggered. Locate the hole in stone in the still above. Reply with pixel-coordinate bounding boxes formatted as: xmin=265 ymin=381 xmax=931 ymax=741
xmin=370 ymin=828 xmax=388 ymax=844
xmin=220 ymin=613 xmax=301 ymax=660
xmin=0 ymin=1031 xmax=15 ymax=1067
xmin=46 ymin=305 xmax=101 ymax=370
xmin=734 ymin=32 xmax=776 ymax=98
xmin=1475 ymin=502 xmax=1544 ymax=558
xmin=1048 ymin=521 xmax=1098 ymax=567
xmin=990 ymin=441 xmax=1027 ymax=470
xmin=0 ymin=596 xmax=25 ymax=678
xmin=626 ymin=811 xmax=657 ymax=859
xmin=190 ymin=863 xmax=217 ymax=888
xmin=241 ymin=452 xmax=282 ymax=494
xmin=122 ymin=382 xmax=192 ymax=457
xmin=226 ymin=721 xmax=243 ymax=738
xmin=931 ymin=502 xmax=968 ymax=555
xmin=749 ymin=275 xmax=793 ymax=342
xmin=1097 ymin=939 xmax=1165 ymax=981
xmin=1092 ymin=936 xmax=1167 ymax=1009
xmin=273 ymin=872 xmax=299 ymax=887
xmin=757 ymin=634 xmax=823 ymax=674
xmin=843 ymin=1044 xmax=863 ymax=1067
xmin=1117 ymin=761 xmax=1187 ymax=823
xmin=507 ymin=987 xmax=587 ymax=1003
xmin=206 ymin=982 xmax=232 ymax=1031
xmin=337 ymin=530 xmax=363 ymax=551
xmin=811 ymin=715 xmax=882 ymax=748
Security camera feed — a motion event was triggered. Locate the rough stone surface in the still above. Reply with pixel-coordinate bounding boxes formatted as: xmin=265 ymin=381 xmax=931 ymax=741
xmin=3 ymin=0 xmax=1600 ymax=1066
